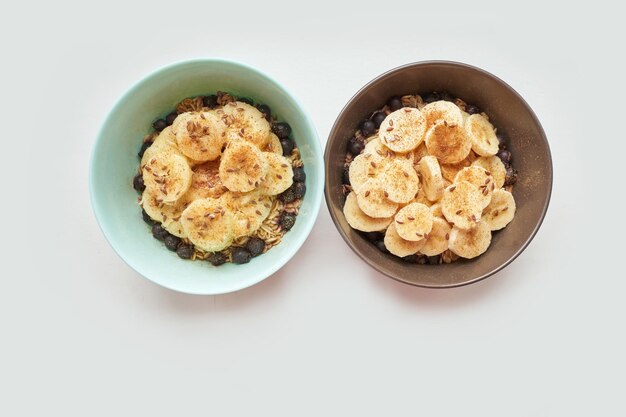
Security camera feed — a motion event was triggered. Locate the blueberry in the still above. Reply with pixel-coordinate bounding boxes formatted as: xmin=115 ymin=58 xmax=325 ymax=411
xmin=280 ymin=138 xmax=295 ymax=156
xmin=246 ymin=237 xmax=266 ymax=257
xmin=466 ymin=104 xmax=480 ymax=115
xmin=497 ymin=149 xmax=512 ymax=164
xmin=496 ymin=132 xmax=507 ymax=148
xmin=133 ymin=174 xmax=145 ymax=192
xmin=403 ymin=254 xmax=419 ymax=263
xmin=423 ymin=92 xmax=441 ymax=103
xmin=151 ymin=224 xmax=169 ymax=241
xmin=232 ymin=247 xmax=252 ymax=264
xmin=427 ymin=255 xmax=440 ymax=265
xmin=375 ymin=240 xmax=388 ymax=253
xmin=176 ymin=244 xmax=194 ymax=259
xmin=440 ymin=91 xmax=455 ymax=102
xmin=348 ymin=138 xmax=365 ymax=155
xmin=152 ymin=119 xmax=167 ymax=132
xmin=165 ymin=111 xmax=178 ymax=125
xmin=238 ymin=97 xmax=254 ymax=105
xmin=138 ymin=141 xmax=152 ymax=158
xmin=279 ymin=212 xmax=296 ymax=231
xmin=142 ymin=209 xmax=155 ymax=225
xmin=361 ymin=120 xmax=376 ymax=136
xmin=372 ymin=111 xmax=387 ymax=128
xmin=208 ymin=252 xmax=227 ymax=266
xmin=387 ymin=96 xmax=403 ymax=111
xmin=257 ymin=104 xmax=271 ymax=121
xmin=293 ymin=182 xmax=306 ymax=199
xmin=272 ymin=122 xmax=292 ymax=139
xmin=364 ymin=232 xmax=383 ymax=242
xmin=278 ymin=187 xmax=296 ymax=203
xmin=164 ymin=235 xmax=181 ymax=251
xmin=342 ymin=167 xmax=350 ymax=185
xmin=293 ymin=167 xmax=306 ymax=183
xmin=203 ymin=95 xmax=218 ymax=108
xmin=504 ymin=166 xmax=518 ymax=186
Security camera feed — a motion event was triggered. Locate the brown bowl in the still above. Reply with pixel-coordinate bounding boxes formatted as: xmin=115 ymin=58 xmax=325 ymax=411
xmin=324 ymin=61 xmax=552 ymax=288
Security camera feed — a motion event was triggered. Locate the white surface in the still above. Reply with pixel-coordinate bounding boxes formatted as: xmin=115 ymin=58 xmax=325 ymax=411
xmin=3 ymin=0 xmax=625 ymax=415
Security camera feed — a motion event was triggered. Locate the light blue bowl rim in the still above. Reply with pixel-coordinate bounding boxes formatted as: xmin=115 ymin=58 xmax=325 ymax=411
xmin=89 ymin=58 xmax=324 ymax=294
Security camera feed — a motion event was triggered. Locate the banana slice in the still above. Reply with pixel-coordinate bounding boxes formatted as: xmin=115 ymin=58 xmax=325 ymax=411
xmin=440 ymin=158 xmax=473 ymax=183
xmin=142 ymin=151 xmax=193 ymax=203
xmin=394 ymin=202 xmax=433 ymax=242
xmin=454 ymin=166 xmax=494 ymax=208
xmin=263 ymin=133 xmax=283 ymax=155
xmin=219 ymin=140 xmax=269 ymax=192
xmin=413 ymin=142 xmax=429 ymax=165
xmin=140 ymin=126 xmax=179 ymax=167
xmin=220 ymin=101 xmax=271 ymax=148
xmin=185 ymin=160 xmax=229 ymax=201
xmin=440 ymin=181 xmax=484 ymax=230
xmin=223 ymin=191 xmax=272 ymax=238
xmin=424 ymin=120 xmax=472 ymax=164
xmin=472 ymin=156 xmax=507 ymax=188
xmin=349 ymin=152 xmax=384 ymax=194
xmin=482 ymin=189 xmax=516 ymax=230
xmin=384 ymin=222 xmax=425 ymax=257
xmin=418 ymin=155 xmax=444 ymax=202
xmin=465 ymin=113 xmax=499 ymax=156
xmin=356 ymin=179 xmax=399 ymax=218
xmin=173 ymin=111 xmax=226 ymax=162
xmin=379 ymin=159 xmax=419 ymax=203
xmin=448 ymin=222 xmax=492 ymax=259
xmin=261 ymin=152 xmax=294 ymax=195
xmin=181 ymin=196 xmax=234 ymax=252
xmin=379 ymin=107 xmax=427 ymax=153
xmin=430 ymin=203 xmax=443 ymax=218
xmin=420 ymin=217 xmax=452 ymax=256
xmin=343 ymin=192 xmax=392 ymax=232
xmin=413 ymin=187 xmax=432 ymax=207
xmin=421 ymin=100 xmax=464 ymax=129
xmin=141 ymin=190 xmax=192 ymax=238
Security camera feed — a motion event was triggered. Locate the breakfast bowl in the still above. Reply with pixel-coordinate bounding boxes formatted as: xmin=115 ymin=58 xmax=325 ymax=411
xmin=325 ymin=61 xmax=552 ymax=288
xmin=90 ymin=59 xmax=323 ymax=294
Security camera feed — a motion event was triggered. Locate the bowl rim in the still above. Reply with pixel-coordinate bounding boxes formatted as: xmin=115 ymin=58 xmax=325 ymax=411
xmin=324 ymin=60 xmax=553 ymax=289
xmin=89 ymin=57 xmax=324 ymax=295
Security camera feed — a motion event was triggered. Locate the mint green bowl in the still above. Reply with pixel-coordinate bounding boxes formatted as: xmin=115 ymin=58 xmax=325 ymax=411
xmin=89 ymin=59 xmax=323 ymax=294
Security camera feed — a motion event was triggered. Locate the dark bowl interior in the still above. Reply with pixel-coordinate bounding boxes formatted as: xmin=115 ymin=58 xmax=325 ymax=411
xmin=324 ymin=61 xmax=552 ymax=288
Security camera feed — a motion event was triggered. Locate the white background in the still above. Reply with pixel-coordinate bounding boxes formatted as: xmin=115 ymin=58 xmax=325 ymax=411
xmin=3 ymin=1 xmax=625 ymax=415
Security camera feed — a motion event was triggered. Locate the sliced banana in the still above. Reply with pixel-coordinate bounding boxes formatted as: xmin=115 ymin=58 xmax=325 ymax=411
xmin=384 ymin=222 xmax=425 ymax=257
xmin=394 ymin=202 xmax=433 ymax=242
xmin=413 ymin=142 xmax=429 ymax=165
xmin=220 ymin=101 xmax=271 ymax=148
xmin=472 ymin=156 xmax=507 ymax=188
xmin=413 ymin=187 xmax=432 ymax=207
xmin=482 ymin=189 xmax=516 ymax=230
xmin=343 ymin=192 xmax=392 ymax=232
xmin=430 ymin=203 xmax=443 ymax=218
xmin=424 ymin=120 xmax=472 ymax=164
xmin=349 ymin=152 xmax=384 ymax=194
xmin=140 ymin=126 xmax=179 ymax=167
xmin=261 ymin=152 xmax=294 ymax=195
xmin=379 ymin=159 xmax=419 ymax=203
xmin=420 ymin=217 xmax=452 ymax=256
xmin=440 ymin=181 xmax=484 ymax=230
xmin=181 ymin=196 xmax=234 ymax=252
xmin=465 ymin=113 xmax=499 ymax=156
xmin=141 ymin=190 xmax=191 ymax=238
xmin=142 ymin=151 xmax=192 ymax=203
xmin=223 ymin=191 xmax=272 ymax=238
xmin=356 ymin=179 xmax=399 ymax=218
xmin=264 ymin=133 xmax=283 ymax=155
xmin=440 ymin=158 xmax=472 ymax=183
xmin=421 ymin=100 xmax=464 ymax=129
xmin=219 ymin=140 xmax=269 ymax=192
xmin=173 ymin=111 xmax=226 ymax=162
xmin=185 ymin=160 xmax=229 ymax=201
xmin=418 ymin=155 xmax=444 ymax=202
xmin=454 ymin=166 xmax=494 ymax=208
xmin=379 ymin=107 xmax=427 ymax=153
xmin=448 ymin=221 xmax=492 ymax=259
